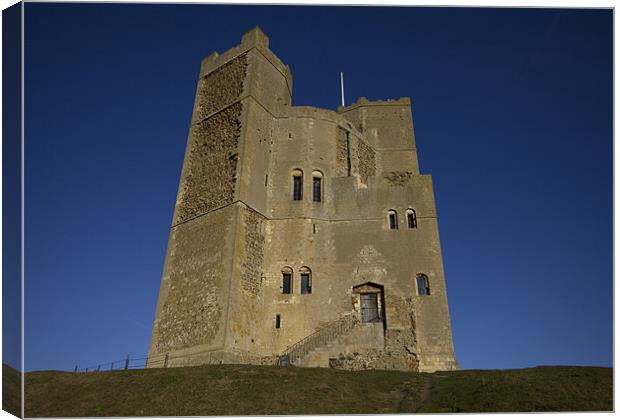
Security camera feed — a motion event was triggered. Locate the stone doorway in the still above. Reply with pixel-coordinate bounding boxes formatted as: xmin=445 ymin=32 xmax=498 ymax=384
xmin=352 ymin=282 xmax=385 ymax=328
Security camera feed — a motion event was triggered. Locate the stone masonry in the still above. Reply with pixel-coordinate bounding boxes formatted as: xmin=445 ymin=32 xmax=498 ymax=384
xmin=148 ymin=27 xmax=459 ymax=372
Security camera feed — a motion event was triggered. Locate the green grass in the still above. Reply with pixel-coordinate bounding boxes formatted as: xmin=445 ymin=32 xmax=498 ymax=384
xmin=22 ymin=364 xmax=612 ymax=417
xmin=3 ymin=364 xmax=21 ymax=418
xmin=415 ymin=366 xmax=613 ymax=413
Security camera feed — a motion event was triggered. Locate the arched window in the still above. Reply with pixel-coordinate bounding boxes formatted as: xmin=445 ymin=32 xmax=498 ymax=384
xmin=312 ymin=170 xmax=323 ymax=202
xmin=300 ymin=266 xmax=312 ymax=294
xmin=281 ymin=267 xmax=293 ymax=294
xmin=292 ymin=169 xmax=303 ymax=201
xmin=416 ymin=273 xmax=430 ymax=296
xmin=388 ymin=210 xmax=398 ymax=230
xmin=406 ymin=209 xmax=417 ymax=229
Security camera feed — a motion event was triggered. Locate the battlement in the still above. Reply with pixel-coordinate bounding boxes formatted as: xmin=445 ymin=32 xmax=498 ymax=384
xmin=337 ymin=96 xmax=411 ymax=113
xmin=199 ymin=26 xmax=293 ymax=98
xmin=241 ymin=26 xmax=270 ymax=50
xmin=337 ymin=96 xmax=416 ymax=152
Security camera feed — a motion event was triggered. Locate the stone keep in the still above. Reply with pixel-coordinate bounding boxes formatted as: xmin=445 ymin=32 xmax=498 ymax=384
xmin=148 ymin=27 xmax=459 ymax=372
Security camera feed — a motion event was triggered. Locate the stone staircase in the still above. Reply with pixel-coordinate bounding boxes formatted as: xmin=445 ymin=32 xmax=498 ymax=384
xmin=280 ymin=313 xmax=359 ymax=366
xmin=280 ymin=313 xmax=385 ymax=368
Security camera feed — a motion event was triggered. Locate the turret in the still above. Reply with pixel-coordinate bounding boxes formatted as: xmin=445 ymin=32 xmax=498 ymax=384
xmin=339 ymin=97 xmax=419 ymax=174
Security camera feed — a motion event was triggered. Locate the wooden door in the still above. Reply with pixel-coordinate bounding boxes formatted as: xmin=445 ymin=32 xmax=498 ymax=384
xmin=360 ymin=293 xmax=379 ymax=322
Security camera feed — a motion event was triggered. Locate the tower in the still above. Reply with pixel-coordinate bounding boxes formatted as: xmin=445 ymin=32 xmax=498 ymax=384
xmin=148 ymin=27 xmax=459 ymax=372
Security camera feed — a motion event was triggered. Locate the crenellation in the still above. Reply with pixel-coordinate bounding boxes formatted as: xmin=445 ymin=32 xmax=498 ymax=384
xmin=199 ymin=28 xmax=292 ymax=96
xmin=337 ymin=96 xmax=412 ymax=113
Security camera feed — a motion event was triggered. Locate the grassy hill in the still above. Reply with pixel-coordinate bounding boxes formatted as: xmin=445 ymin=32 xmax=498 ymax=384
xmin=11 ymin=363 xmax=612 ymax=417
xmin=2 ymin=364 xmax=21 ymax=417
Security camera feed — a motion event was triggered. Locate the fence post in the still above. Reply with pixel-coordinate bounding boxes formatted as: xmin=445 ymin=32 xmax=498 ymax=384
xmin=97 ymin=365 xmax=100 ymax=372
xmin=144 ymin=356 xmax=149 ymax=369
xmin=124 ymin=354 xmax=130 ymax=370
xmin=74 ymin=365 xmax=78 ymax=373
xmin=164 ymin=354 xmax=169 ymax=368
xmin=111 ymin=362 xmax=114 ymax=370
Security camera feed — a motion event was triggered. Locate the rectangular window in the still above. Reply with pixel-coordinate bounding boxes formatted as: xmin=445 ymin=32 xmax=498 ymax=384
xmin=389 ymin=213 xmax=398 ymax=230
xmin=293 ymin=176 xmax=303 ymax=200
xmin=312 ymin=177 xmax=322 ymax=202
xmin=301 ymin=273 xmax=311 ymax=294
xmin=275 ymin=315 xmax=281 ymax=329
xmin=282 ymin=273 xmax=292 ymax=294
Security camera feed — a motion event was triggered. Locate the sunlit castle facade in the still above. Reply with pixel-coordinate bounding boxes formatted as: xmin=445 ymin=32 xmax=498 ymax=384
xmin=148 ymin=27 xmax=459 ymax=372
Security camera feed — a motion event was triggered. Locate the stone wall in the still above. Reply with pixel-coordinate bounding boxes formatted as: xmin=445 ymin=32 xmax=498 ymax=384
xmin=355 ymin=139 xmax=376 ymax=184
xmin=241 ymin=206 xmax=266 ymax=295
xmin=176 ymin=103 xmax=243 ymax=223
xmin=384 ymin=171 xmax=415 ymax=187
xmin=161 ymin=350 xmax=278 ymax=369
xmin=155 ymin=281 xmax=221 ymax=354
xmin=334 ymin=127 xmax=376 ymax=184
xmin=151 ymin=209 xmax=233 ymax=354
xmin=194 ymin=55 xmax=247 ymax=122
xmin=338 ymin=100 xmax=415 ymax=151
xmin=328 ymin=300 xmax=419 ymax=372
xmin=329 ymin=346 xmax=418 ymax=371
xmin=335 ymin=127 xmax=349 ymax=177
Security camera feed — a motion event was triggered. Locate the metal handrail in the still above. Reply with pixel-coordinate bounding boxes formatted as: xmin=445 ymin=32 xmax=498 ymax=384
xmin=76 ymin=314 xmax=360 ymax=372
xmin=280 ymin=312 xmax=359 ymax=365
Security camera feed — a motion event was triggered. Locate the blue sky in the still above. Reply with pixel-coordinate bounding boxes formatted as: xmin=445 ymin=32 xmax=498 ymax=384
xmin=17 ymin=4 xmax=612 ymax=372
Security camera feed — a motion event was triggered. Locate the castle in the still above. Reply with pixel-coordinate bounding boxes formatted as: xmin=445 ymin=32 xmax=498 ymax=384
xmin=148 ymin=27 xmax=459 ymax=372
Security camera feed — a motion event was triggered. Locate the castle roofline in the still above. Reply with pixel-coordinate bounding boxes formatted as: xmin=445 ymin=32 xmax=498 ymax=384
xmin=199 ymin=26 xmax=293 ymax=96
xmin=337 ymin=97 xmax=411 ymax=113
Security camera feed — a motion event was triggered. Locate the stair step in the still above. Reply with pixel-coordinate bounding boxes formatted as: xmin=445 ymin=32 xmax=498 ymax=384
xmin=281 ymin=313 xmax=359 ymax=365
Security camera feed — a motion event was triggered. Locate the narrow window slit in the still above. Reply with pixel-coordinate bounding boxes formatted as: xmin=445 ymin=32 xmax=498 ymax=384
xmin=313 ymin=177 xmax=322 ymax=202
xmin=300 ymin=267 xmax=312 ymax=294
xmin=282 ymin=268 xmax=292 ymax=294
xmin=292 ymin=169 xmax=303 ymax=201
xmin=407 ymin=209 xmax=417 ymax=229
xmin=416 ymin=274 xmax=430 ymax=296
xmin=388 ymin=210 xmax=398 ymax=230
xmin=312 ymin=170 xmax=323 ymax=202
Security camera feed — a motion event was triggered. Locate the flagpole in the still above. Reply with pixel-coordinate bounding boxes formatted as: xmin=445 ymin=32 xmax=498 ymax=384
xmin=340 ymin=72 xmax=345 ymax=107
